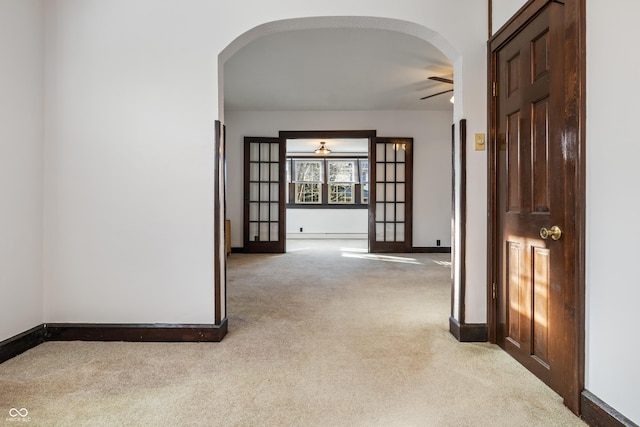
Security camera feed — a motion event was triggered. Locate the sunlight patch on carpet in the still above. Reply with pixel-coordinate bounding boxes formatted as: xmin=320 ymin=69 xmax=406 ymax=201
xmin=432 ymin=260 xmax=452 ymax=267
xmin=340 ymin=252 xmax=423 ymax=265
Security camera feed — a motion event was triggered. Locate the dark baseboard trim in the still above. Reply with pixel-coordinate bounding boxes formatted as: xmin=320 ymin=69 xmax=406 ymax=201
xmin=449 ymin=316 xmax=488 ymax=342
xmin=235 ymin=246 xmax=452 ymax=254
xmin=0 ymin=325 xmax=47 ymax=364
xmin=581 ymin=390 xmax=638 ymax=427
xmin=46 ymin=318 xmax=228 ymax=342
xmin=0 ymin=319 xmax=228 ymax=364
xmin=413 ymin=246 xmax=452 ymax=253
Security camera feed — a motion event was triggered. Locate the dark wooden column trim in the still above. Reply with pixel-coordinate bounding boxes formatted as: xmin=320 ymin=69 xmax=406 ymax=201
xmin=223 ymin=124 xmax=228 ymax=318
xmin=243 ymin=138 xmax=250 ymax=251
xmin=450 ymin=123 xmax=456 ymax=318
xmin=459 ymin=119 xmax=467 ymax=323
xmin=279 ymin=134 xmax=287 ymax=250
xmin=214 ymin=120 xmax=223 ymax=324
xmin=449 ymin=119 xmax=476 ymax=343
xmin=487 ymin=33 xmax=497 ymax=344
xmin=449 ymin=317 xmax=487 ymax=343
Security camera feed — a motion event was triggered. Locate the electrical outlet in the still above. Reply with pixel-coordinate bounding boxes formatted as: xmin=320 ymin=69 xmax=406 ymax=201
xmin=300 ymin=227 xmax=303 ymax=232
xmin=437 ymin=239 xmax=441 ymax=247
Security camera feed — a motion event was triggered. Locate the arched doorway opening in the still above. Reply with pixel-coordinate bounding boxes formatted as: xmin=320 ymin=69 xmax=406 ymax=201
xmin=217 ymin=16 xmax=464 ymax=330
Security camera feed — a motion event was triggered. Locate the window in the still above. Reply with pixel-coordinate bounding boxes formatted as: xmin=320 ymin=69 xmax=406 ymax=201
xmin=329 ymin=183 xmax=353 ymax=203
xmin=359 ymin=159 xmax=369 ymax=204
xmin=328 ymin=160 xmax=357 ymax=204
xmin=285 ymin=159 xmax=290 ymax=202
xmin=293 ymin=160 xmax=323 ymax=204
xmin=287 ymin=157 xmax=368 ymax=207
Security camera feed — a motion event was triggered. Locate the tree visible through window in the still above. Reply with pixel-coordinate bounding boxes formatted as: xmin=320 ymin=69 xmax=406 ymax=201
xmin=294 ymin=160 xmax=323 ymax=204
xmin=328 ymin=160 xmax=357 ymax=204
xmin=287 ymin=157 xmax=368 ymax=206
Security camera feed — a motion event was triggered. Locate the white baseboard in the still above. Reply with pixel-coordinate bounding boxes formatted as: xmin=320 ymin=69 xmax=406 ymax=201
xmin=286 ymin=233 xmax=367 ymax=240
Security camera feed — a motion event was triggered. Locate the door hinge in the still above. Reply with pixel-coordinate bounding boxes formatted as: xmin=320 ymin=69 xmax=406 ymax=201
xmin=492 ymin=282 xmax=497 ymax=299
xmin=492 ymin=82 xmax=498 ymax=97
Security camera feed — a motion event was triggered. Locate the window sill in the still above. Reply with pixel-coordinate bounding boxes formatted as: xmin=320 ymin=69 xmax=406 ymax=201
xmin=286 ymin=204 xmax=368 ymax=209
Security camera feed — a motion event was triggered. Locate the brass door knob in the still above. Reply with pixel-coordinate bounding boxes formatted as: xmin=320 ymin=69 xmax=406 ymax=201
xmin=540 ymin=226 xmax=562 ymax=241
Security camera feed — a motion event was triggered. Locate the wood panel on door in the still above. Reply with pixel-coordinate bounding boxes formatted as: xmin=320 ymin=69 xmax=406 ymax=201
xmin=243 ymin=137 xmax=285 ymax=253
xmin=369 ymin=137 xmax=413 ymax=253
xmin=494 ymin=3 xmax=567 ymax=396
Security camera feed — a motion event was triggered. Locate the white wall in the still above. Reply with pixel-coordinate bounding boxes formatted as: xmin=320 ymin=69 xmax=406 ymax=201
xmin=586 ymin=1 xmax=640 ymax=423
xmin=0 ymin=0 xmax=44 ymax=341
xmin=287 ymin=209 xmax=368 ymax=238
xmin=491 ymin=0 xmax=527 ymax=34
xmin=225 ymin=110 xmax=453 ymax=249
xmin=43 ymin=0 xmax=218 ymax=323
xmin=37 ymin=1 xmax=486 ymax=327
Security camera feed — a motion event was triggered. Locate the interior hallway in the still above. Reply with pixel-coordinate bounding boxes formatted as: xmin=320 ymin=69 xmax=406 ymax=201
xmin=0 ymin=240 xmax=584 ymax=425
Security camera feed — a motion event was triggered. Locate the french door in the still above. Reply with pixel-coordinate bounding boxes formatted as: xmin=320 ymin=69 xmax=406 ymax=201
xmin=369 ymin=137 xmax=413 ymax=253
xmin=243 ymin=134 xmax=413 ymax=254
xmin=243 ymin=137 xmax=285 ymax=253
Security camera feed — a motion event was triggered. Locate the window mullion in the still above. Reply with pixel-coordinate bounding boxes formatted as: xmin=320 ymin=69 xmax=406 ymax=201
xmin=323 ymin=158 xmax=328 ymax=204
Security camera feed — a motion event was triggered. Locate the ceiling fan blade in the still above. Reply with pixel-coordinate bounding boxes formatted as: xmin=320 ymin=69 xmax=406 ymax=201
xmin=428 ymin=76 xmax=454 ymax=85
xmin=420 ymin=89 xmax=453 ymax=100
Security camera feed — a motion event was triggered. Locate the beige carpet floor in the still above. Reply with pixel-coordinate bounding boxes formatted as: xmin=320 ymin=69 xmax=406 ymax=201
xmin=0 ymin=240 xmax=584 ymax=426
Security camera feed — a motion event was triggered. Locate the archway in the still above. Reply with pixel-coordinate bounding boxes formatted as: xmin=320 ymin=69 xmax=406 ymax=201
xmin=217 ymin=16 xmax=465 ymax=331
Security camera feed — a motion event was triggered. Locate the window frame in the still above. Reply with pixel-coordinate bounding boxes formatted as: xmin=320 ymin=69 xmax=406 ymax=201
xmin=286 ymin=155 xmax=369 ymax=209
xmin=359 ymin=159 xmax=369 ymax=204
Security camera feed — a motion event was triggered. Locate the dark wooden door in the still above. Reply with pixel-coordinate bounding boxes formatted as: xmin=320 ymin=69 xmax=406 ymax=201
xmin=369 ymin=137 xmax=413 ymax=253
xmin=243 ymin=137 xmax=285 ymax=253
xmin=494 ymin=2 xmax=569 ymax=398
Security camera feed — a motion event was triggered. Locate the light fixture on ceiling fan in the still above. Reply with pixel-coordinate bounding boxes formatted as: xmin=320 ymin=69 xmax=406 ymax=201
xmin=314 ymin=141 xmax=331 ymax=155
xmin=420 ymin=76 xmax=454 ymax=102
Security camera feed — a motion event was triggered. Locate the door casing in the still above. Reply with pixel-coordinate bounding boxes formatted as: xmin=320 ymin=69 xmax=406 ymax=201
xmin=244 ymin=130 xmax=421 ymax=255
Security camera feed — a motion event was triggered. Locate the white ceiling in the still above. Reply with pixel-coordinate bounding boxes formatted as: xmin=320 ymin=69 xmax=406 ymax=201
xmin=286 ymin=138 xmax=369 ymax=154
xmin=223 ymin=28 xmax=453 ymax=112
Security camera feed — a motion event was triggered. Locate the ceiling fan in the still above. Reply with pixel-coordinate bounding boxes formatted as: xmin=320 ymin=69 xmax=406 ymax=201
xmin=420 ymin=76 xmax=454 ymax=100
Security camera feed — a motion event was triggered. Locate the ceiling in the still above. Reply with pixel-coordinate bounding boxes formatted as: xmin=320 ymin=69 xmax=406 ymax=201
xmin=223 ymin=28 xmax=453 ymax=112
xmin=286 ymin=138 xmax=369 ymax=154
